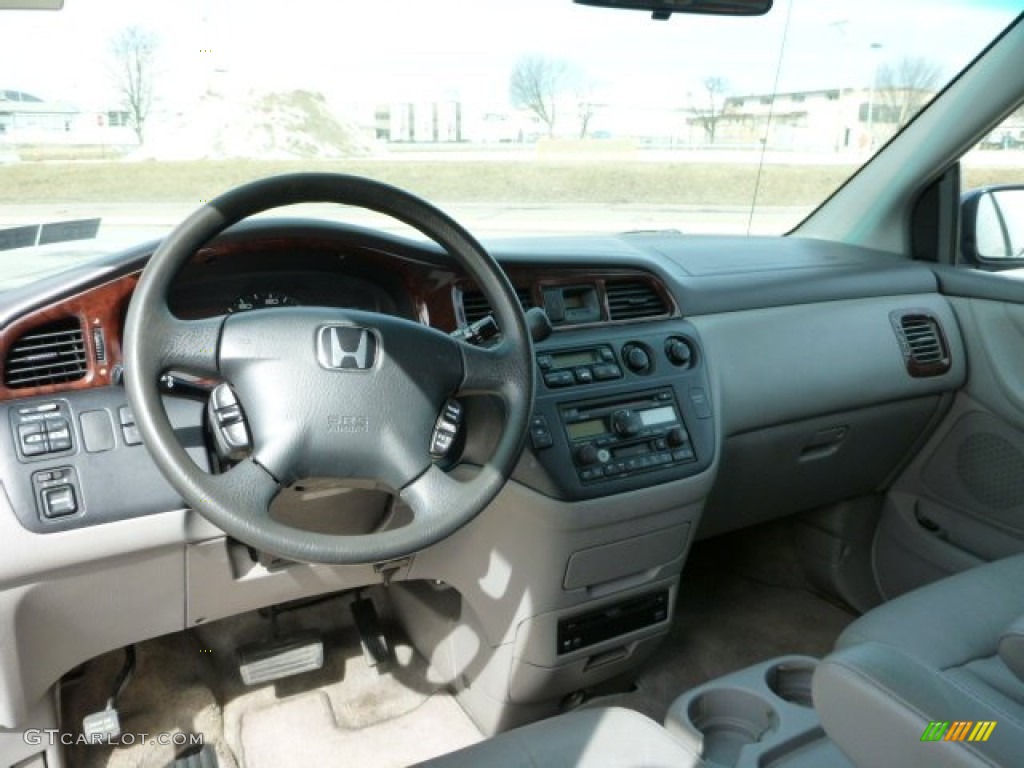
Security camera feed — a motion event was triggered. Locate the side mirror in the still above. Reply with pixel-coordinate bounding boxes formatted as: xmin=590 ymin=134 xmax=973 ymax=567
xmin=961 ymin=185 xmax=1024 ymax=269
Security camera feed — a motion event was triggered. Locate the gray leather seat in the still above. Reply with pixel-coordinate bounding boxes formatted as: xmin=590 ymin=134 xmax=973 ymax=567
xmin=416 ymin=706 xmax=698 ymax=767
xmin=813 ymin=553 xmax=1024 ymax=767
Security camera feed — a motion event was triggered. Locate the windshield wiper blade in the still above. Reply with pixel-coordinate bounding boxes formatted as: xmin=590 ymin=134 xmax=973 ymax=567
xmin=0 ymin=217 xmax=101 ymax=252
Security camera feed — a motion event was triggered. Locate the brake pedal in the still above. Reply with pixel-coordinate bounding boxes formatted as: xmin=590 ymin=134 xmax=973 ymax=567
xmin=351 ymin=594 xmax=392 ymax=668
xmin=236 ymin=630 xmax=324 ymax=685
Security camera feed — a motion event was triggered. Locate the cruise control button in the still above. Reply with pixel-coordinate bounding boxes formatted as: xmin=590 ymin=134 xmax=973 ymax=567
xmin=530 ymin=427 xmax=553 ymax=450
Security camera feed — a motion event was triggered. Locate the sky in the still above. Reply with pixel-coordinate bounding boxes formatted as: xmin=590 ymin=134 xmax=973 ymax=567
xmin=1 ymin=0 xmax=1020 ymax=113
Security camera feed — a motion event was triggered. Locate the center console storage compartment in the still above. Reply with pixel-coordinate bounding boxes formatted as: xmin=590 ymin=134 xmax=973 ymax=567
xmin=666 ymin=656 xmax=851 ymax=768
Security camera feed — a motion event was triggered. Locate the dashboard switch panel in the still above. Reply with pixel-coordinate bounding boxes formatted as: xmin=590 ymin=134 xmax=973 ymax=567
xmin=33 ymin=466 xmax=81 ymax=520
xmin=11 ymin=400 xmax=76 ymax=461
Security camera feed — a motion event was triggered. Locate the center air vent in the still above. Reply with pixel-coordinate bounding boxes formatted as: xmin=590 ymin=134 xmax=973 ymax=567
xmin=3 ymin=317 xmax=88 ymax=389
xmin=606 ymin=280 xmax=669 ymax=321
xmin=460 ymin=286 xmax=534 ymax=324
xmin=891 ymin=311 xmax=951 ymax=378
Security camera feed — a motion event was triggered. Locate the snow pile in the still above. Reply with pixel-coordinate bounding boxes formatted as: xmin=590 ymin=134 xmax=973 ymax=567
xmin=134 ymin=89 xmax=369 ymax=161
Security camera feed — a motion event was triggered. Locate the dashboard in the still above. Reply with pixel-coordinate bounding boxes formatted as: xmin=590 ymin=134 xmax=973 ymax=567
xmin=0 ymin=217 xmax=966 ymax=540
xmin=0 ymin=215 xmax=971 ymax=739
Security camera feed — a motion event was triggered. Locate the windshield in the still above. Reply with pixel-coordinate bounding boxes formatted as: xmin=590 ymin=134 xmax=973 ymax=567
xmin=0 ymin=0 xmax=1020 ymax=287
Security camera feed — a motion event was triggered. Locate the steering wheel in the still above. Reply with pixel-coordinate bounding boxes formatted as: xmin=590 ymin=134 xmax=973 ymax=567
xmin=123 ymin=173 xmax=535 ymax=565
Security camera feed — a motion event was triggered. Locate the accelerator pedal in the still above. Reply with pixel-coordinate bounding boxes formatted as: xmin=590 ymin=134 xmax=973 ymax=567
xmin=351 ymin=594 xmax=392 ymax=668
xmin=236 ymin=630 xmax=324 ymax=685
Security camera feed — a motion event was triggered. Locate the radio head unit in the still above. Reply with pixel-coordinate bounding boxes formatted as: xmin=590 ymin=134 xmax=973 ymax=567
xmin=561 ymin=388 xmax=696 ymax=484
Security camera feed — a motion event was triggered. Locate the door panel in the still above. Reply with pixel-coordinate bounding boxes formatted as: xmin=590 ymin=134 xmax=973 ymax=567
xmin=874 ymin=297 xmax=1024 ymax=597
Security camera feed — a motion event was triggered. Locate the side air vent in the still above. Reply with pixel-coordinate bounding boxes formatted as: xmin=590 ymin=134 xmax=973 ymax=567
xmin=606 ymin=280 xmax=669 ymax=321
xmin=3 ymin=317 xmax=88 ymax=389
xmin=461 ymin=286 xmax=534 ymax=324
xmin=891 ymin=311 xmax=951 ymax=378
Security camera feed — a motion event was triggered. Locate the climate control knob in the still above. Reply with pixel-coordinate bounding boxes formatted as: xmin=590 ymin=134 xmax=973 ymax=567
xmin=622 ymin=344 xmax=651 ymax=374
xmin=611 ymin=409 xmax=643 ymax=438
xmin=665 ymin=338 xmax=693 ymax=367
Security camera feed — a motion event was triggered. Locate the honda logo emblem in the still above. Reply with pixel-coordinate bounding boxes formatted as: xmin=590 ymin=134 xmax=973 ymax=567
xmin=316 ymin=325 xmax=377 ymax=370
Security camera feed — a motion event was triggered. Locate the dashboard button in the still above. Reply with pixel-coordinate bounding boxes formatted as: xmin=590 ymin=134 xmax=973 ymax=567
xmin=543 ymin=371 xmax=574 ymax=388
xmin=41 ymin=485 xmax=77 ymax=518
xmin=673 ymin=448 xmax=695 ymax=462
xmin=574 ymin=367 xmax=594 ymax=384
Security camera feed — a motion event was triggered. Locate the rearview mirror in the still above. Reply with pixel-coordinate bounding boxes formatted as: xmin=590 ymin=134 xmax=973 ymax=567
xmin=573 ymin=0 xmax=771 ymax=20
xmin=961 ymin=185 xmax=1024 ymax=267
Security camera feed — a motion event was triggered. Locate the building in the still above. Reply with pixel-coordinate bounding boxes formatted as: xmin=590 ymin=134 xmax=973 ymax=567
xmin=0 ymin=90 xmax=78 ymax=138
xmin=689 ymin=86 xmax=938 ymax=152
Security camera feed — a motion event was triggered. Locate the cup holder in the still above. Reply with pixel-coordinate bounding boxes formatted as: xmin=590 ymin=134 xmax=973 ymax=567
xmin=765 ymin=659 xmax=816 ymax=708
xmin=687 ymin=688 xmax=779 ymax=767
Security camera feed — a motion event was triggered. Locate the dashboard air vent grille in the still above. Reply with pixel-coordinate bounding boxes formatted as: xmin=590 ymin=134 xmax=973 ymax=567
xmin=606 ymin=280 xmax=668 ymax=321
xmin=461 ymin=286 xmax=534 ymax=324
xmin=3 ymin=317 xmax=87 ymax=389
xmin=892 ymin=311 xmax=950 ymax=378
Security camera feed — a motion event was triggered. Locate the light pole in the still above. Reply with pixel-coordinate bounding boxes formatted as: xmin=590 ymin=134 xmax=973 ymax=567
xmin=866 ymin=42 xmax=883 ymax=150
xmin=830 ymin=19 xmax=849 ymax=151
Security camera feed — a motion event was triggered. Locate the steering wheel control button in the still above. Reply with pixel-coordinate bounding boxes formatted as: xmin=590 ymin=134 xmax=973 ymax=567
xmin=207 ymin=384 xmax=252 ymax=461
xmin=431 ymin=399 xmax=465 ymax=459
xmin=529 ymin=414 xmax=554 ymax=451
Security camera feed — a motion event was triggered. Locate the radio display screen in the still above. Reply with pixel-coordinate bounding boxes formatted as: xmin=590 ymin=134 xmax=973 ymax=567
xmin=567 ymin=418 xmax=606 ymax=440
xmin=640 ymin=406 xmax=676 ymax=426
xmin=551 ymin=349 xmax=599 ymax=368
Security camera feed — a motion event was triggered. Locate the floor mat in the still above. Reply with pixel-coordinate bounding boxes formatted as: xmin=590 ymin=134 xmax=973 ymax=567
xmin=583 ymin=520 xmax=857 ymax=722
xmin=60 ymin=589 xmax=481 ymax=768
xmin=239 ymin=690 xmax=478 ymax=768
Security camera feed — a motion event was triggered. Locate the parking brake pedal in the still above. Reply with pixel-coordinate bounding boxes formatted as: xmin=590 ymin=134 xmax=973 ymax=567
xmin=351 ymin=594 xmax=392 ymax=668
xmin=82 ymin=645 xmax=135 ymax=741
xmin=237 ymin=630 xmax=324 ymax=685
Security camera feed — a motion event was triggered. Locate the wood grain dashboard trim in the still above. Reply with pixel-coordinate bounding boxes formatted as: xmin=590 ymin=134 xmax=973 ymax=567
xmin=0 ymin=273 xmax=138 ymax=402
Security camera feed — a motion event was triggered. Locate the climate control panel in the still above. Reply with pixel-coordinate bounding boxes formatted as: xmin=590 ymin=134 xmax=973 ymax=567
xmin=523 ymin=324 xmax=714 ymax=500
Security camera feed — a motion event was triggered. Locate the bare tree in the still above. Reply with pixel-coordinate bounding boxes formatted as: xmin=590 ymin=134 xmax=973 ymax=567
xmin=876 ymin=56 xmax=942 ymax=128
xmin=509 ymin=54 xmax=569 ymax=137
xmin=111 ymin=26 xmax=158 ymax=144
xmin=574 ymin=80 xmax=599 ymax=139
xmin=690 ymin=76 xmax=729 ymax=144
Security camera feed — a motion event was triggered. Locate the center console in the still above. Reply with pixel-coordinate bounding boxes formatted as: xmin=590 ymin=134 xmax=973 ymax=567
xmin=523 ymin=321 xmax=715 ymax=500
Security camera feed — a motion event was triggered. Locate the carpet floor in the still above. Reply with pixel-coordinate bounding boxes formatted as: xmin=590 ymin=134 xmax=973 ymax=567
xmin=579 ymin=520 xmax=857 ymax=721
xmin=59 ymin=520 xmax=854 ymax=766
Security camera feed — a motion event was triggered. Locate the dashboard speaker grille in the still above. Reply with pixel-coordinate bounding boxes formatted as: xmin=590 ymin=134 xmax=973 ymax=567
xmin=4 ymin=317 xmax=87 ymax=388
xmin=606 ymin=280 xmax=668 ymax=321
